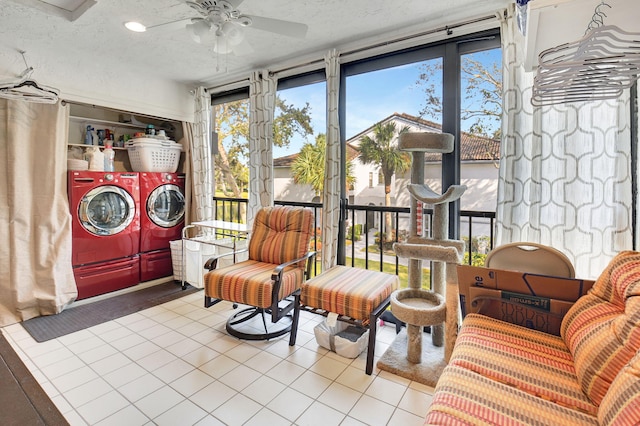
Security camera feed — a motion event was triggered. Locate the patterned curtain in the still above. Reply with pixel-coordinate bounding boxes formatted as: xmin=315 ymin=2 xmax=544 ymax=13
xmin=185 ymin=87 xmax=214 ymax=225
xmin=248 ymin=70 xmax=276 ymax=227
xmin=321 ymin=49 xmax=341 ymax=270
xmin=497 ymin=8 xmax=633 ymax=279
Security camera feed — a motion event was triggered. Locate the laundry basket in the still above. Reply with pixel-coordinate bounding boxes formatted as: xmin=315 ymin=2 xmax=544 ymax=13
xmin=126 ymin=138 xmax=182 ymax=172
xmin=169 ymin=240 xmax=183 ymax=282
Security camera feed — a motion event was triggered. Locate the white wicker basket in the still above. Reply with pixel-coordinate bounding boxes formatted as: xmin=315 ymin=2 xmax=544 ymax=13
xmin=169 ymin=240 xmax=183 ymax=281
xmin=126 ymin=138 xmax=182 ymax=172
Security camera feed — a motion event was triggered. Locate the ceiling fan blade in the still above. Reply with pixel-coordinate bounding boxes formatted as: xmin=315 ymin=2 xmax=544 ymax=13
xmin=225 ymin=0 xmax=245 ymax=8
xmin=146 ymin=18 xmax=192 ymax=31
xmin=244 ymin=15 xmax=308 ymax=38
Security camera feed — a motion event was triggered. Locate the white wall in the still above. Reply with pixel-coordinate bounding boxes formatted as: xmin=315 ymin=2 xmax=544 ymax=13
xmin=0 ymin=46 xmax=194 ymax=122
xmin=273 ymin=167 xmax=316 ymax=201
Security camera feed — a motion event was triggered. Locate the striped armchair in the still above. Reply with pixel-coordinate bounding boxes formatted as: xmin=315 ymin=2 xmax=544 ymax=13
xmin=203 ymin=206 xmax=315 ymax=343
xmin=426 ymin=250 xmax=640 ymax=425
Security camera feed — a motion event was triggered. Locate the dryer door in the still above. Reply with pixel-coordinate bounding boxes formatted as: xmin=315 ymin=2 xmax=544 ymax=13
xmin=79 ymin=186 xmax=136 ymax=236
xmin=147 ymin=184 xmax=185 ymax=228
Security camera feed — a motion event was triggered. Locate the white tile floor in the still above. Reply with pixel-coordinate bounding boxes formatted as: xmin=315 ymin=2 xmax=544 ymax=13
xmin=1 ymin=289 xmax=434 ymax=426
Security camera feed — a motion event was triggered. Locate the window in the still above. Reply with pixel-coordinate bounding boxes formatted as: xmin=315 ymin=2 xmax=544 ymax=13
xmin=211 ymin=89 xmax=250 ymax=200
xmin=275 ymin=75 xmax=326 ymax=203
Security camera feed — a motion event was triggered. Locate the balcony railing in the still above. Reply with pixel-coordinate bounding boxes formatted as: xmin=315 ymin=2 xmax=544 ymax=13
xmin=212 ymin=196 xmax=496 ymax=279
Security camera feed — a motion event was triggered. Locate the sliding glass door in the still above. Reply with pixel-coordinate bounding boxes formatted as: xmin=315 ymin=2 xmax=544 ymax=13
xmin=338 ymin=30 xmax=501 ymax=263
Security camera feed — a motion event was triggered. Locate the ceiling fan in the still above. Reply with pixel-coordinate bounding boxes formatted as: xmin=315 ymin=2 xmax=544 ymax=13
xmin=126 ymin=0 xmax=308 ymax=55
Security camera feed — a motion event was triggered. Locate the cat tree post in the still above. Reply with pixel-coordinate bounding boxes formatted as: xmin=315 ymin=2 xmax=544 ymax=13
xmin=376 ymin=132 xmax=465 ymax=386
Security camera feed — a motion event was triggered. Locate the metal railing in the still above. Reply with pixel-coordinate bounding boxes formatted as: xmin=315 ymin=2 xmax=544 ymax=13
xmin=212 ymin=196 xmax=496 ymax=277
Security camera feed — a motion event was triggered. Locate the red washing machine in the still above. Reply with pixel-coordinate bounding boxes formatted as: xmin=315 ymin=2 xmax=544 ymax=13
xmin=68 ymin=171 xmax=141 ymax=299
xmin=139 ymin=172 xmax=185 ymax=282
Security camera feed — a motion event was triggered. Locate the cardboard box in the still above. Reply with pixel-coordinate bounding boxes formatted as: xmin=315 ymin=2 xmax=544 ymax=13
xmin=457 ymin=265 xmax=595 ymax=335
xmin=467 ymin=287 xmax=575 ymax=335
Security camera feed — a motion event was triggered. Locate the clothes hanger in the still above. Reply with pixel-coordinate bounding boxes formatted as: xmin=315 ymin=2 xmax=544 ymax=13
xmin=0 ymin=51 xmax=59 ymax=104
xmin=531 ymin=2 xmax=640 ymax=106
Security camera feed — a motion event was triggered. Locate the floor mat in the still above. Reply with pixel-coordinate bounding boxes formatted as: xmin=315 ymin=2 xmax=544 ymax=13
xmin=21 ymin=282 xmax=199 ymax=342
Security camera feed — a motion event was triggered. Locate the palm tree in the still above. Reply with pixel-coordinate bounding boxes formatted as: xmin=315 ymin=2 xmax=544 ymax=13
xmin=291 ymin=133 xmax=355 ymax=200
xmin=358 ymin=121 xmax=410 ymax=243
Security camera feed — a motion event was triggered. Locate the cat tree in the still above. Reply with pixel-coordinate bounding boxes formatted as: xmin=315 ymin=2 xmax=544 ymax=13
xmin=377 ymin=132 xmax=465 ymax=387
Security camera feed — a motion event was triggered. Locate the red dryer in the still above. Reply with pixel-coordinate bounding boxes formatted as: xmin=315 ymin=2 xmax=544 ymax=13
xmin=139 ymin=172 xmax=185 ymax=282
xmin=68 ymin=171 xmax=141 ymax=299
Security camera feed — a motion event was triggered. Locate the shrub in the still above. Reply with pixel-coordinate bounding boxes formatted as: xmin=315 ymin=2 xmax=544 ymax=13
xmin=346 ymin=224 xmax=362 ymax=241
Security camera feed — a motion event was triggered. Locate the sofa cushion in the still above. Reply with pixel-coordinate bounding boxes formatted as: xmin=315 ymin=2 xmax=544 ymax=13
xmin=449 ymin=314 xmax=597 ymax=416
xmin=598 ymin=351 xmax=640 ymax=426
xmin=561 ymin=251 xmax=640 ymax=405
xmin=425 ymin=364 xmax=598 ymax=426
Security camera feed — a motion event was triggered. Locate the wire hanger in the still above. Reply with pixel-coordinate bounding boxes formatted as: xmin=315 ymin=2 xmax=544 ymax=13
xmin=531 ymin=1 xmax=640 ymax=106
xmin=0 ymin=51 xmax=60 ymax=104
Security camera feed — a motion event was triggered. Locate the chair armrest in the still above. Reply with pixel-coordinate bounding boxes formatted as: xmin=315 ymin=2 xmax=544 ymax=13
xmin=271 ymin=251 xmax=316 ymax=282
xmin=204 ymin=247 xmax=249 ymax=270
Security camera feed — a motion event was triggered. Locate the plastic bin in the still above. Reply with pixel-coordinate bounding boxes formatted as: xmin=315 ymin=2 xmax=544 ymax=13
xmin=314 ymin=320 xmax=369 ymax=359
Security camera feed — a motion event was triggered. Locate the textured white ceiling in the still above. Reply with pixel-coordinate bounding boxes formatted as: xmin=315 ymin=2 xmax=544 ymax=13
xmin=0 ymin=0 xmax=509 ymax=88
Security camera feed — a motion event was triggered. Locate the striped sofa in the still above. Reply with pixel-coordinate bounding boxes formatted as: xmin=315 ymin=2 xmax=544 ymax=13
xmin=425 ymin=250 xmax=640 ymax=425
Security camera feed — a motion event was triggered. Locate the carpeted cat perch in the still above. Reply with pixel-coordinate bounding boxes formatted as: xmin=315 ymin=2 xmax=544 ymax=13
xmin=377 ymin=132 xmax=465 ymax=387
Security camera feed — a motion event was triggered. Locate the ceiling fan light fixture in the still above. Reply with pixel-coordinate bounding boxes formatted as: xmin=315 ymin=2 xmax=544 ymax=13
xmin=124 ymin=21 xmax=147 ymax=32
xmin=186 ymin=19 xmax=212 ymax=43
xmin=221 ymin=22 xmax=244 ymax=45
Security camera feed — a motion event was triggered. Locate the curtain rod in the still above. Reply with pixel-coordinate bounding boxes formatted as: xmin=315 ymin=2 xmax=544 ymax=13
xmin=207 ymin=12 xmax=500 ymax=94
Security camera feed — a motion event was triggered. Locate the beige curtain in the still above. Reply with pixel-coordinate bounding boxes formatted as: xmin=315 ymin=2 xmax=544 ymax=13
xmin=321 ymin=49 xmax=341 ymax=271
xmin=248 ymin=70 xmax=276 ymax=226
xmin=183 ymin=87 xmax=214 ymax=225
xmin=0 ymin=99 xmax=77 ymax=326
xmin=497 ymin=8 xmax=633 ymax=279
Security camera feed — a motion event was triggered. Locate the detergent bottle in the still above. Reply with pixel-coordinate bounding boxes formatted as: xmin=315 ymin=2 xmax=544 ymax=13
xmin=84 ymin=125 xmax=95 ymax=145
xmin=86 ymin=146 xmax=104 ymax=171
xmin=103 ymin=143 xmax=115 ymax=172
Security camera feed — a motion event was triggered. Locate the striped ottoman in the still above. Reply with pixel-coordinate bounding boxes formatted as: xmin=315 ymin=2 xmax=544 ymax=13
xmin=300 ymin=265 xmax=399 ymax=374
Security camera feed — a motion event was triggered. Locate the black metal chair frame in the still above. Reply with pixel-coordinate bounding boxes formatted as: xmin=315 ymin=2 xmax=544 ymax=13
xmin=204 ymin=250 xmax=316 ymax=344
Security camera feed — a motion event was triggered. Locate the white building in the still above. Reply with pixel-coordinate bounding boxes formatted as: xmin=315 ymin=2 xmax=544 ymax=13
xmin=274 ymin=112 xmax=500 ymax=239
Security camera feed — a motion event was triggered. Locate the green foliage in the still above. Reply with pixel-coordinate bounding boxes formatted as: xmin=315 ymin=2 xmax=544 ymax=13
xmin=358 ymin=122 xmax=412 ymax=188
xmin=273 ymin=98 xmax=314 ymax=146
xmin=461 ymin=235 xmax=491 ymax=266
xmin=213 ymin=97 xmax=314 ymax=197
xmin=346 ymin=224 xmax=362 ymax=241
xmin=358 ymin=121 xmax=411 ymax=243
xmin=463 ymin=252 xmax=487 ymax=267
xmin=291 ymin=133 xmax=355 ymax=198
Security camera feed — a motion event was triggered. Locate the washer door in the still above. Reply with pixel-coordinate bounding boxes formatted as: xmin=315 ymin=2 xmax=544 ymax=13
xmin=79 ymin=186 xmax=136 ymax=236
xmin=147 ymin=184 xmax=185 ymax=228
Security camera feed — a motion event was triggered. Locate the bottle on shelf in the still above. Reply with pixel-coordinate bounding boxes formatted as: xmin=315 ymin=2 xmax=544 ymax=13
xmin=84 ymin=125 xmax=95 ymax=145
xmin=103 ymin=142 xmax=115 ymax=172
xmin=146 ymin=124 xmax=155 ymax=136
xmin=86 ymin=146 xmax=104 ymax=171
xmin=96 ymin=129 xmax=105 ymax=146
